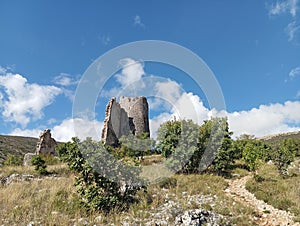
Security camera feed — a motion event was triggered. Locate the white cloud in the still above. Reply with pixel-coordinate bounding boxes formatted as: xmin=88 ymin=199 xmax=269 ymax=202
xmin=134 ymin=15 xmax=145 ymax=27
xmin=10 ymin=128 xmax=42 ymax=138
xmin=0 ymin=73 xmax=62 ymax=127
xmin=52 ymin=118 xmax=103 ymax=142
xmin=53 ymin=73 xmax=78 ymax=86
xmin=150 ymin=112 xmax=174 ymax=139
xmin=149 ymin=78 xmax=300 ymax=139
xmin=226 ymin=101 xmax=300 ymax=137
xmin=269 ymin=0 xmax=298 ymax=17
xmin=10 ymin=117 xmax=104 ymax=142
xmin=0 ymin=66 xmax=7 ymax=74
xmin=285 ymin=20 xmax=300 ymax=41
xmin=115 ymin=58 xmax=145 ymax=87
xmin=289 ymin=66 xmax=300 ymax=77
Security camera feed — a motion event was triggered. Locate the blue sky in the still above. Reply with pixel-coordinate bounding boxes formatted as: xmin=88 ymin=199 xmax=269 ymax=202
xmin=0 ymin=0 xmax=300 ymax=141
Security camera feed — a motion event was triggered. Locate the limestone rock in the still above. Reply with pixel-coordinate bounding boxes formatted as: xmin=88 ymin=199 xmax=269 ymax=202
xmin=23 ymin=153 xmax=36 ymax=166
xmin=36 ymin=129 xmax=57 ymax=155
xmin=101 ymin=96 xmax=150 ymax=146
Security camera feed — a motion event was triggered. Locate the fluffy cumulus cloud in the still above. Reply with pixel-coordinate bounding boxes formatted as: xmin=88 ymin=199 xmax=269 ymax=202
xmin=0 ymin=73 xmax=62 ymax=127
xmin=148 ymin=78 xmax=300 ymax=139
xmin=148 ymin=80 xmax=211 ymax=138
xmin=10 ymin=118 xmax=103 ymax=142
xmin=227 ymin=101 xmax=300 ymax=137
xmin=115 ymin=58 xmax=145 ymax=87
xmin=269 ymin=0 xmax=298 ymax=17
xmin=52 ymin=118 xmax=103 ymax=142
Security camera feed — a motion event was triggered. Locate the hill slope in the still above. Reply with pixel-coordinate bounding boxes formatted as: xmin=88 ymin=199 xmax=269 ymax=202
xmin=0 ymin=135 xmax=38 ymax=164
xmin=258 ymin=131 xmax=300 ymax=148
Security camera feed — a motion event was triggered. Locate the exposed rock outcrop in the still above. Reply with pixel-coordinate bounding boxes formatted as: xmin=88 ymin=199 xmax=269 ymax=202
xmin=101 ymin=96 xmax=150 ymax=146
xmin=36 ymin=129 xmax=57 ymax=155
xmin=23 ymin=153 xmax=36 ymax=166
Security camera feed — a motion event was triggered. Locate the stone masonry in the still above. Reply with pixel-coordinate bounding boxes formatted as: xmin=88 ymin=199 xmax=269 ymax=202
xmin=101 ymin=96 xmax=150 ymax=146
xmin=36 ymin=129 xmax=57 ymax=155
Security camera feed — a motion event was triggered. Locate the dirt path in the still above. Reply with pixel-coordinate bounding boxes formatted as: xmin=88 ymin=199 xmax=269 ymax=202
xmin=225 ymin=175 xmax=300 ymax=226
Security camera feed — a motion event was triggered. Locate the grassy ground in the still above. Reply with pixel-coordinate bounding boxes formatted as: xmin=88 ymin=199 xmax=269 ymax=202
xmin=0 ymin=163 xmax=259 ymax=225
xmin=246 ymin=159 xmax=300 ymax=222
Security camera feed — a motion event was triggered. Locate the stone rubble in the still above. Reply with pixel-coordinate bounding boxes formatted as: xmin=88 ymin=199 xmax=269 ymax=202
xmin=225 ymin=175 xmax=300 ymax=226
xmin=121 ymin=193 xmax=229 ymax=226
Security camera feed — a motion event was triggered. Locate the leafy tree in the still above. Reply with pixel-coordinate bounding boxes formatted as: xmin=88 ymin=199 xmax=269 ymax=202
xmin=241 ymin=141 xmax=264 ymax=171
xmin=57 ymin=137 xmax=145 ymax=213
xmin=31 ymin=155 xmax=49 ymax=175
xmin=272 ymin=139 xmax=295 ymax=176
xmin=157 ymin=119 xmax=182 ymax=158
xmin=231 ymin=135 xmax=272 ymax=171
xmin=157 ymin=117 xmax=234 ymax=174
xmin=205 ymin=118 xmax=235 ymax=173
xmin=282 ymin=138 xmax=299 ymax=156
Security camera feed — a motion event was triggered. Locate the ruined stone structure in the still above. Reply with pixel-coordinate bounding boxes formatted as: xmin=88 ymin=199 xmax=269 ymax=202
xmin=36 ymin=129 xmax=57 ymax=155
xmin=101 ymin=96 xmax=150 ymax=146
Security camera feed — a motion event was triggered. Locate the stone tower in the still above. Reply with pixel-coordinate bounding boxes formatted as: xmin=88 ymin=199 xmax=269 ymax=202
xmin=36 ymin=129 xmax=57 ymax=155
xmin=101 ymin=96 xmax=150 ymax=146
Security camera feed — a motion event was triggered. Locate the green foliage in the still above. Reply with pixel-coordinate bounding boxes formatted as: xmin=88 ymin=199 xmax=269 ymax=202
xmin=39 ymin=154 xmax=61 ymax=165
xmin=241 ymin=141 xmax=265 ymax=171
xmin=57 ymin=137 xmax=146 ymax=213
xmin=231 ymin=135 xmax=272 ymax=172
xmin=157 ymin=119 xmax=182 ymax=158
xmin=272 ymin=139 xmax=295 ymax=176
xmin=30 ymin=155 xmax=49 ymax=175
xmin=157 ymin=117 xmax=234 ymax=174
xmin=119 ymin=133 xmax=155 ymax=159
xmin=208 ymin=118 xmax=235 ymax=173
xmin=3 ymin=155 xmax=23 ymax=166
xmin=157 ymin=119 xmax=199 ymax=173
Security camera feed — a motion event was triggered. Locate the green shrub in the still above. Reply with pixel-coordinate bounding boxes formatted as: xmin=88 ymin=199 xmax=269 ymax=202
xmin=40 ymin=154 xmax=61 ymax=165
xmin=31 ymin=155 xmax=49 ymax=175
xmin=3 ymin=155 xmax=23 ymax=166
xmin=272 ymin=139 xmax=295 ymax=176
xmin=57 ymin=137 xmax=146 ymax=213
xmin=158 ymin=117 xmax=235 ymax=174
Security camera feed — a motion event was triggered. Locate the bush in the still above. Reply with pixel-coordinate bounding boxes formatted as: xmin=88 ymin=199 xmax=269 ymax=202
xmin=40 ymin=154 xmax=61 ymax=165
xmin=272 ymin=139 xmax=295 ymax=176
xmin=30 ymin=155 xmax=49 ymax=175
xmin=158 ymin=118 xmax=235 ymax=174
xmin=57 ymin=137 xmax=146 ymax=213
xmin=3 ymin=155 xmax=23 ymax=166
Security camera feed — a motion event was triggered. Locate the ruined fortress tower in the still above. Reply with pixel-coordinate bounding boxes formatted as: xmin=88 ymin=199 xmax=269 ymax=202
xmin=101 ymin=96 xmax=150 ymax=146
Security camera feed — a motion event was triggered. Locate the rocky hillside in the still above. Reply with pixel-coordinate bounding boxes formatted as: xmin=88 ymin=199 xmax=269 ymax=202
xmin=0 ymin=135 xmax=38 ymax=164
xmin=258 ymin=131 xmax=300 ymax=148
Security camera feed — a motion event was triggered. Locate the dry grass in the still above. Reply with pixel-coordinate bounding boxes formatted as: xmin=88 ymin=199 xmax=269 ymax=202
xmin=246 ymin=160 xmax=300 ymax=222
xmin=0 ymin=162 xmax=258 ymax=225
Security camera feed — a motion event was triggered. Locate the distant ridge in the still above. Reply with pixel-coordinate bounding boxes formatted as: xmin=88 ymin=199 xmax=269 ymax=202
xmin=257 ymin=131 xmax=300 ymax=148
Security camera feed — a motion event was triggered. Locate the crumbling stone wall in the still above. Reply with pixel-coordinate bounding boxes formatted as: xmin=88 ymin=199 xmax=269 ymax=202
xmin=36 ymin=129 xmax=57 ymax=155
xmin=101 ymin=96 xmax=150 ymax=146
